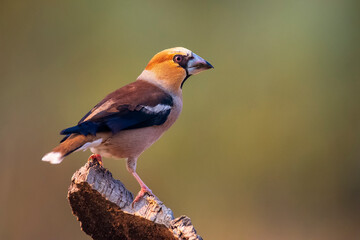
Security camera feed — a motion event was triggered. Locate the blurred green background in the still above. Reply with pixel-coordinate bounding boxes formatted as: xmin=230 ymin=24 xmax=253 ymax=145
xmin=1 ymin=0 xmax=360 ymax=239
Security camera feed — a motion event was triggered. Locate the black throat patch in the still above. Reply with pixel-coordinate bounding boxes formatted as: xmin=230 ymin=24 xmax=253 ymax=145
xmin=180 ymin=69 xmax=191 ymax=89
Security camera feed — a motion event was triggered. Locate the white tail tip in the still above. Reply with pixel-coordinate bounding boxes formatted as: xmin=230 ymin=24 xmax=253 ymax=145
xmin=42 ymin=152 xmax=64 ymax=164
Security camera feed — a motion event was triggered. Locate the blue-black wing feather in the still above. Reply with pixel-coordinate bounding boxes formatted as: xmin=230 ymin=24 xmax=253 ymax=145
xmin=59 ymin=80 xmax=173 ymax=140
xmin=60 ymin=105 xmax=171 ymax=136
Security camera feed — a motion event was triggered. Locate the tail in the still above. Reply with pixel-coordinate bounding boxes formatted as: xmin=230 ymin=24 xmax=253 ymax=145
xmin=42 ymin=134 xmax=102 ymax=164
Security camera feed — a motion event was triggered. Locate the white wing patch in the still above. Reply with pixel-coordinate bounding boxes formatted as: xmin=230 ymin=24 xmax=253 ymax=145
xmin=143 ymin=104 xmax=171 ymax=113
xmin=42 ymin=152 xmax=64 ymax=164
xmin=76 ymin=138 xmax=103 ymax=152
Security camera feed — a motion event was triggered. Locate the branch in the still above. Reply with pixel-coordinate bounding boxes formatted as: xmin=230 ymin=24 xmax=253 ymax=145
xmin=67 ymin=158 xmax=203 ymax=240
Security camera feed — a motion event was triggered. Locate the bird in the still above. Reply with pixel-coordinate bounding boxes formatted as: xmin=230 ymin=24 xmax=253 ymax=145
xmin=42 ymin=47 xmax=213 ymax=204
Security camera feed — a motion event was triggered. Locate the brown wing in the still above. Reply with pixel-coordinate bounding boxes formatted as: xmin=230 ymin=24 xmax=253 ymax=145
xmin=60 ymin=80 xmax=173 ymax=141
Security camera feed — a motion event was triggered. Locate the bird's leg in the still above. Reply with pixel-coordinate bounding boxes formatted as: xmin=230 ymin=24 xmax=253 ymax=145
xmin=127 ymin=157 xmax=154 ymax=207
xmin=131 ymin=171 xmax=153 ymax=203
xmin=88 ymin=154 xmax=103 ymax=166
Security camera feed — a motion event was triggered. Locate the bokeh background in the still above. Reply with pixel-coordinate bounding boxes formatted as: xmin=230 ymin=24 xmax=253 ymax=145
xmin=1 ymin=0 xmax=360 ymax=239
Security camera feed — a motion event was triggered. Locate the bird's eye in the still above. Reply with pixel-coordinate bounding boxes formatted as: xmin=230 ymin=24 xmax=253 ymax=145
xmin=173 ymin=55 xmax=183 ymax=63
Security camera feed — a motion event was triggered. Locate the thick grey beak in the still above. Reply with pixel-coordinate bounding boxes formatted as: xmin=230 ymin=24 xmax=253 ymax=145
xmin=187 ymin=53 xmax=214 ymax=75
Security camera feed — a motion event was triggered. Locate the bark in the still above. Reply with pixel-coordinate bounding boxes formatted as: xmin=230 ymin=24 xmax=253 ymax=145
xmin=67 ymin=157 xmax=203 ymax=240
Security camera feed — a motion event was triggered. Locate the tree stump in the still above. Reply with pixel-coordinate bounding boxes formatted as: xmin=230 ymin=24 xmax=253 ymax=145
xmin=67 ymin=157 xmax=203 ymax=240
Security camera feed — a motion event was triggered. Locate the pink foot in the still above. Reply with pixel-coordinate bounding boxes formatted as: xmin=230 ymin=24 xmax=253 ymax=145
xmin=88 ymin=154 xmax=103 ymax=166
xmin=132 ymin=186 xmax=153 ymax=207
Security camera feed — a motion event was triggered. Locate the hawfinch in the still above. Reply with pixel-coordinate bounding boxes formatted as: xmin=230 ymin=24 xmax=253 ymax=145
xmin=42 ymin=47 xmax=213 ymax=203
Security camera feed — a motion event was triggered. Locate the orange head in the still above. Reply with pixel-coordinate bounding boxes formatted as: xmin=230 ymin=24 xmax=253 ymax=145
xmin=137 ymin=47 xmax=213 ymax=93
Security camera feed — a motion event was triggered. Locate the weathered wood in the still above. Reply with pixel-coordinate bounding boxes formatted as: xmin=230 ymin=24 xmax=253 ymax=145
xmin=68 ymin=158 xmax=202 ymax=240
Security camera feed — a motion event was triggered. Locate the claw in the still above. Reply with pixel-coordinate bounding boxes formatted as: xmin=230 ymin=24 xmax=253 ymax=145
xmin=88 ymin=154 xmax=103 ymax=166
xmin=131 ymin=186 xmax=153 ymax=208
